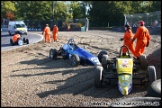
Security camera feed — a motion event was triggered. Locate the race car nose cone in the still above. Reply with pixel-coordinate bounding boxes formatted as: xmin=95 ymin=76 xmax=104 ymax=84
xmin=123 ymin=87 xmax=129 ymax=95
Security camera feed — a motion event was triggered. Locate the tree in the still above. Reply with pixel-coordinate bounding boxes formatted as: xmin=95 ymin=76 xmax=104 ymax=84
xmin=89 ymin=1 xmax=126 ymax=27
xmin=70 ymin=1 xmax=85 ymax=21
xmin=80 ymin=1 xmax=93 ymax=17
xmin=1 ymin=1 xmax=159 ymax=28
xmin=150 ymin=1 xmax=161 ymax=12
xmin=1 ymin=1 xmax=17 ymax=20
xmin=6 ymin=11 xmax=15 ymax=20
xmin=53 ymin=2 xmax=69 ymax=21
xmin=14 ymin=1 xmax=53 ymax=20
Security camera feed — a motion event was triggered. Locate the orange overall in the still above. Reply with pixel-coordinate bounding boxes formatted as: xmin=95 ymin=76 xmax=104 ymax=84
xmin=132 ymin=26 xmax=150 ymax=57
xmin=12 ymin=34 xmax=21 ymax=42
xmin=43 ymin=26 xmax=51 ymax=43
xmin=122 ymin=29 xmax=136 ymax=56
xmin=53 ymin=26 xmax=58 ymax=41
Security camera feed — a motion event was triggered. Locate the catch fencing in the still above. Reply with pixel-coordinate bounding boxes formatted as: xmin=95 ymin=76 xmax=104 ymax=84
xmin=124 ymin=11 xmax=161 ymax=27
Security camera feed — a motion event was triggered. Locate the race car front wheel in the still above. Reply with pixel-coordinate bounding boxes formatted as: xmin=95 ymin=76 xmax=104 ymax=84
xmin=49 ymin=49 xmax=57 ymax=60
xmin=10 ymin=39 xmax=14 ymax=46
xmin=70 ymin=54 xmax=80 ymax=66
xmin=148 ymin=66 xmax=157 ymax=84
xmin=147 ymin=79 xmax=161 ymax=98
xmin=140 ymin=54 xmax=147 ymax=69
xmin=94 ymin=66 xmax=103 ymax=88
xmin=23 ymin=38 xmax=26 ymax=43
xmin=97 ymin=50 xmax=108 ymax=63
xmin=101 ymin=54 xmax=109 ymax=70
xmin=26 ymin=39 xmax=29 ymax=44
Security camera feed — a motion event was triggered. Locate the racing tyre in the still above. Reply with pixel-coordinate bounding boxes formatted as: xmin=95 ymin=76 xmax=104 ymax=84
xmin=61 ymin=49 xmax=67 ymax=60
xmin=10 ymin=39 xmax=14 ymax=46
xmin=140 ymin=54 xmax=147 ymax=69
xmin=94 ymin=66 xmax=103 ymax=88
xmin=148 ymin=66 xmax=157 ymax=84
xmin=147 ymin=79 xmax=161 ymax=97
xmin=101 ymin=54 xmax=109 ymax=70
xmin=70 ymin=54 xmax=80 ymax=66
xmin=97 ymin=50 xmax=108 ymax=62
xmin=49 ymin=49 xmax=57 ymax=60
xmin=26 ymin=39 xmax=29 ymax=44
xmin=18 ymin=39 xmax=23 ymax=46
xmin=23 ymin=38 xmax=26 ymax=43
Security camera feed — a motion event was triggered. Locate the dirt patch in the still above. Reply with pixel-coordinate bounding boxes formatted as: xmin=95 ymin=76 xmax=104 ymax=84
xmin=1 ymin=30 xmax=161 ymax=107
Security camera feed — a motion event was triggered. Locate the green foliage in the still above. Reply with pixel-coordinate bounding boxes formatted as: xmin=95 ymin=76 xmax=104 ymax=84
xmin=150 ymin=1 xmax=161 ymax=12
xmin=70 ymin=1 xmax=85 ymax=21
xmin=88 ymin=1 xmax=160 ymax=27
xmin=1 ymin=1 xmax=17 ymax=18
xmin=1 ymin=1 xmax=160 ymax=27
xmin=89 ymin=1 xmax=124 ymax=27
xmin=54 ymin=2 xmax=69 ymax=21
xmin=15 ymin=1 xmax=53 ymax=20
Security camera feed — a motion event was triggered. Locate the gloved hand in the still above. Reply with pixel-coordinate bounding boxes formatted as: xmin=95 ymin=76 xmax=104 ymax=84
xmin=146 ymin=42 xmax=149 ymax=47
xmin=120 ymin=38 xmax=124 ymax=41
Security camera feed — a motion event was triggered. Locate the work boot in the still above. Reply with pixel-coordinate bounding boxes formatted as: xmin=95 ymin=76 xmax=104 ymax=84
xmin=136 ymin=57 xmax=140 ymax=60
xmin=133 ymin=56 xmax=140 ymax=60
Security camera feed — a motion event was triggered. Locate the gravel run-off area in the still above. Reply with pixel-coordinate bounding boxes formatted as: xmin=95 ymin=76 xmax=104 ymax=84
xmin=1 ymin=30 xmax=161 ymax=107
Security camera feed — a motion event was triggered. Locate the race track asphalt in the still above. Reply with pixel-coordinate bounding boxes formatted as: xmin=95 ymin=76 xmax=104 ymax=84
xmin=1 ymin=31 xmax=43 ymax=51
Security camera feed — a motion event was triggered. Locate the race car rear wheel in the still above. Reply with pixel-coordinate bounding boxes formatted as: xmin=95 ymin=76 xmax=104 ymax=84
xmin=10 ymin=39 xmax=14 ymax=46
xmin=97 ymin=50 xmax=108 ymax=62
xmin=101 ymin=54 xmax=109 ymax=70
xmin=26 ymin=39 xmax=29 ymax=44
xmin=49 ymin=49 xmax=57 ymax=60
xmin=94 ymin=66 xmax=103 ymax=88
xmin=70 ymin=54 xmax=80 ymax=66
xmin=147 ymin=79 xmax=161 ymax=97
xmin=61 ymin=49 xmax=67 ymax=60
xmin=148 ymin=66 xmax=157 ymax=84
xmin=18 ymin=39 xmax=23 ymax=46
xmin=23 ymin=38 xmax=26 ymax=43
xmin=140 ymin=54 xmax=147 ymax=69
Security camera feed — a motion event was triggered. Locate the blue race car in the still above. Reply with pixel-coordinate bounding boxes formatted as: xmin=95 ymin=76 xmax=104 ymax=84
xmin=49 ymin=38 xmax=101 ymax=66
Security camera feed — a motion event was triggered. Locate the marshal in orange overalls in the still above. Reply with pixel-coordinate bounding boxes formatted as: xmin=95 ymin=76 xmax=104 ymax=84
xmin=132 ymin=20 xmax=151 ymax=58
xmin=53 ymin=25 xmax=59 ymax=42
xmin=42 ymin=24 xmax=51 ymax=43
xmin=122 ymin=29 xmax=136 ymax=56
xmin=12 ymin=34 xmax=21 ymax=42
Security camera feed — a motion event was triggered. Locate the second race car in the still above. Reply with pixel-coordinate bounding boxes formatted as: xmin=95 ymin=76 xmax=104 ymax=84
xmin=49 ymin=38 xmax=101 ymax=66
